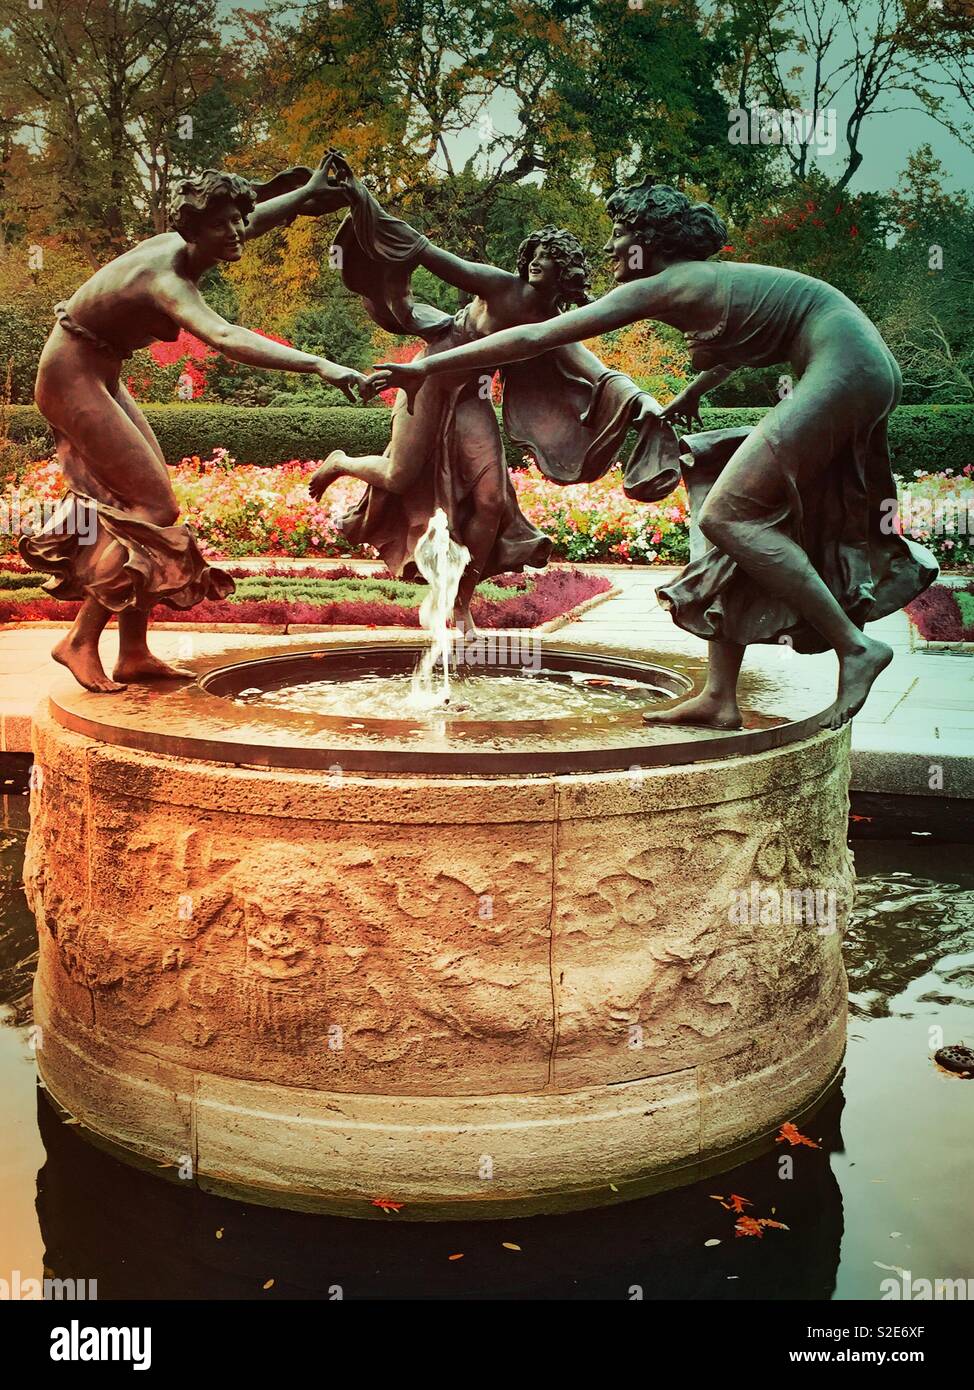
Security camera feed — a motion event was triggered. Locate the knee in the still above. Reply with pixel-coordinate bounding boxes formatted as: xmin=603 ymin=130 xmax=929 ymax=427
xmin=697 ymin=499 xmax=738 ymax=549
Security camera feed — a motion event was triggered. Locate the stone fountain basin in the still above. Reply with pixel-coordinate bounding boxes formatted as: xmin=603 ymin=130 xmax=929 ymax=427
xmin=26 ymin=633 xmax=851 ymax=1217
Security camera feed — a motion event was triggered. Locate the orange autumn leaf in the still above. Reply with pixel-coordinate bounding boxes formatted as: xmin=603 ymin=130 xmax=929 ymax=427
xmin=776 ymin=1122 xmax=820 ymax=1149
xmin=711 ymin=1193 xmax=752 ymax=1213
xmin=735 ymin=1216 xmax=765 ymax=1238
xmin=448 ymin=1253 xmax=464 ymax=1261
xmin=758 ymin=1219 xmax=790 ymax=1231
xmin=371 ymin=1196 xmax=404 ymax=1212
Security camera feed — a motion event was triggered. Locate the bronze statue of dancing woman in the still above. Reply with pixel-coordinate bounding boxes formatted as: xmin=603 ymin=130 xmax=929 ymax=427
xmin=304 ymin=159 xmax=680 ymax=630
xmin=22 ymin=161 xmax=366 ymax=692
xmin=373 ymin=179 xmax=936 ymax=729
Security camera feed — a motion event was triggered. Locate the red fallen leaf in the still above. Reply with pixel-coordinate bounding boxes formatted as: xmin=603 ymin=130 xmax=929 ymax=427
xmin=728 ymin=1193 xmax=753 ymax=1213
xmin=371 ymin=1197 xmax=404 ymax=1212
xmin=850 ymin=814 xmax=874 ymax=823
xmin=710 ymin=1194 xmax=732 ymax=1209
xmin=448 ymin=1253 xmax=464 ymax=1261
xmin=776 ymin=1122 xmax=820 ymax=1149
xmin=736 ymin=1215 xmax=790 ymax=1238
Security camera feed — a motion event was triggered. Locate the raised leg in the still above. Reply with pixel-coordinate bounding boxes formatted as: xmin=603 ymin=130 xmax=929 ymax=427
xmin=696 ymin=411 xmax=892 ymax=729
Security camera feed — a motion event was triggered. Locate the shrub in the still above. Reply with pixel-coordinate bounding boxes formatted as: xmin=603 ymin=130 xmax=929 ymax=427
xmin=906 ymin=583 xmax=971 ymax=641
xmin=6 ymin=402 xmax=969 ymax=481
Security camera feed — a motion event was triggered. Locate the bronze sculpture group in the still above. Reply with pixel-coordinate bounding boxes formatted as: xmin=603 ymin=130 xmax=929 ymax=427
xmin=20 ymin=153 xmax=937 ymax=729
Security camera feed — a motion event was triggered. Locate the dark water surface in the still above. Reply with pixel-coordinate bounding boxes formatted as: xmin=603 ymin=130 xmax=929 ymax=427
xmin=2 ymin=784 xmax=972 ymax=1301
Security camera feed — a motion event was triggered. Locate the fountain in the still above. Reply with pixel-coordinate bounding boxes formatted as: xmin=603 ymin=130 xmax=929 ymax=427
xmin=24 ymin=641 xmax=851 ymax=1214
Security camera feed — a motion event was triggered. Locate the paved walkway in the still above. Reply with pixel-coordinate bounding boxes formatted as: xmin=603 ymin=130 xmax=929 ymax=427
xmin=1 ymin=566 xmax=971 ymax=795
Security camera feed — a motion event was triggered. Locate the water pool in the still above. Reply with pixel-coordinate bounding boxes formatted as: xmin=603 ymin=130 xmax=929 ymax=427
xmin=1 ymin=784 xmax=972 ymax=1301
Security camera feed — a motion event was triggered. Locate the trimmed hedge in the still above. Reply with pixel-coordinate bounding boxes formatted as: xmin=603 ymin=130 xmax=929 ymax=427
xmin=4 ymin=402 xmax=972 ymax=479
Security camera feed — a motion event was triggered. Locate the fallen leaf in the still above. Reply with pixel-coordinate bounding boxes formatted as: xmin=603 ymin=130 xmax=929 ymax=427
xmin=263 ymin=1279 xmax=274 ymax=1290
xmin=758 ymin=1218 xmax=790 ymax=1231
xmin=502 ymin=1242 xmax=521 ymax=1252
xmin=849 ymin=814 xmax=873 ymax=823
xmin=448 ymin=1253 xmax=464 ymax=1261
xmin=735 ymin=1216 xmax=765 ymax=1239
xmin=776 ymin=1121 xmax=820 ymax=1149
xmin=371 ymin=1197 xmax=404 ymax=1212
xmin=609 ymin=1183 xmax=618 ymax=1192
xmin=215 ymin=1229 xmax=223 ymax=1239
xmin=704 ymin=1239 xmax=722 ymax=1247
xmin=728 ymin=1193 xmax=753 ymax=1213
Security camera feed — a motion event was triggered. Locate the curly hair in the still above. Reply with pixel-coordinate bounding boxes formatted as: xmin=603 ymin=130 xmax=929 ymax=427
xmin=605 ymin=179 xmax=727 ymax=262
xmin=515 ymin=226 xmax=591 ymax=307
xmin=168 ymin=171 xmax=257 ymax=239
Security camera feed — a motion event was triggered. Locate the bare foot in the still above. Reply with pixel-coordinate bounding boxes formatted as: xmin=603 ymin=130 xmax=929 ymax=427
xmin=52 ymin=636 xmax=127 ymax=694
xmin=824 ymin=636 xmax=893 ymax=730
xmin=642 ymin=691 xmax=743 ymax=730
xmin=309 ymin=449 xmax=349 ymax=501
xmin=112 ymin=654 xmax=194 ymax=683
xmin=451 ymin=603 xmax=478 ymax=637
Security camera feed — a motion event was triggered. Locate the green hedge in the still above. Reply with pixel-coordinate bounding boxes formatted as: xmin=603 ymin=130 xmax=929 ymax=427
xmin=5 ymin=402 xmax=972 ymax=479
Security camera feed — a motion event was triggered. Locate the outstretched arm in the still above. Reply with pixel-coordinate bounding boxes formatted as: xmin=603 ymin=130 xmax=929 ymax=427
xmin=243 ymin=156 xmax=351 ymax=241
xmin=157 ymin=277 xmax=367 ymax=399
xmin=659 ymin=364 xmax=736 ymax=427
xmin=414 ymin=240 xmax=515 ymax=299
xmin=369 ymin=278 xmax=663 ymax=409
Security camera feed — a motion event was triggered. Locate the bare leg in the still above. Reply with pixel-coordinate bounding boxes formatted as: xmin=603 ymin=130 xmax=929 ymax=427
xmin=643 ymin=639 xmax=744 ymax=729
xmin=697 ymin=409 xmax=893 ymax=729
xmin=701 ymin=517 xmax=891 ymax=729
xmin=309 ymin=449 xmax=409 ymax=499
xmin=51 ymin=598 xmax=126 ymax=693
xmin=113 ymin=608 xmax=194 ymax=682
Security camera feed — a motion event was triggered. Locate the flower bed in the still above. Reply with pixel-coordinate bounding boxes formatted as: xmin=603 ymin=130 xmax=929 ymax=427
xmin=906 ymin=581 xmax=974 ymax=643
xmin=4 ymin=451 xmax=971 ymax=571
xmin=0 ymin=564 xmax=611 ymax=630
xmin=3 ymin=450 xmax=692 ymax=566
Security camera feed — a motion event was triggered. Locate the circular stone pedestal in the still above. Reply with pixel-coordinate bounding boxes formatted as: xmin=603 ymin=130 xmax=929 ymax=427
xmin=26 ymin=644 xmax=853 ymax=1219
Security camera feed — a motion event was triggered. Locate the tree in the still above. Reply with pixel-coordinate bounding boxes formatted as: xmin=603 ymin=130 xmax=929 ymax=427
xmin=0 ymin=0 xmax=241 ymax=257
xmin=708 ymin=0 xmax=974 ymax=191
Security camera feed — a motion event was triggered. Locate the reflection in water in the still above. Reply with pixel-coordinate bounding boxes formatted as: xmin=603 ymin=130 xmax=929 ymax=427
xmin=3 ymin=810 xmax=973 ymax=1301
xmin=0 ymin=815 xmax=34 ymax=1026
xmin=34 ymin=1089 xmax=846 ymax=1301
xmin=844 ymin=845 xmax=974 ymax=1020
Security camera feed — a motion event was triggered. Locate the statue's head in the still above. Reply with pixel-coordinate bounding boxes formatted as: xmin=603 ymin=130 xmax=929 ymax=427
xmin=516 ymin=226 xmax=591 ymax=308
xmin=603 ymin=179 xmax=727 ymax=282
xmin=168 ymin=171 xmax=257 ymax=262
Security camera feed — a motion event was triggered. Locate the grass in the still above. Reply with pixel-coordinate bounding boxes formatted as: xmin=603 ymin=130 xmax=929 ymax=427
xmin=0 ymin=566 xmax=611 ymax=630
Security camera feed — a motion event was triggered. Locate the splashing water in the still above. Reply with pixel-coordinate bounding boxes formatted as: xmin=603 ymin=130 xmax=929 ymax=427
xmin=409 ymin=508 xmax=471 ymax=709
